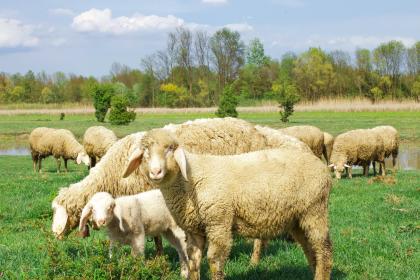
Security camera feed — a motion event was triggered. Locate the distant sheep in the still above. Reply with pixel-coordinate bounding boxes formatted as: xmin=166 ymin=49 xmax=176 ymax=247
xmin=280 ymin=125 xmax=324 ymax=159
xmin=323 ymin=132 xmax=334 ymax=164
xmin=370 ymin=126 xmax=399 ymax=173
xmin=329 ymin=129 xmax=385 ymax=179
xmin=123 ymin=129 xmax=333 ymax=280
xmin=79 ymin=190 xmax=189 ymax=278
xmin=83 ymin=126 xmax=118 ymax=168
xmin=29 ymin=127 xmax=90 ymax=173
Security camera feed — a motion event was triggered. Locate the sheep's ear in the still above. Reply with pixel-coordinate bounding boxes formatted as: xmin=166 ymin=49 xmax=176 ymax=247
xmin=76 ymin=154 xmax=82 ymax=164
xmin=174 ymin=147 xmax=188 ymax=181
xmin=123 ymin=148 xmax=144 ymax=178
xmin=328 ymin=163 xmax=334 ymax=168
xmin=344 ymin=164 xmax=351 ymax=168
xmin=52 ymin=202 xmax=69 ymax=236
xmin=79 ymin=203 xmax=92 ymax=233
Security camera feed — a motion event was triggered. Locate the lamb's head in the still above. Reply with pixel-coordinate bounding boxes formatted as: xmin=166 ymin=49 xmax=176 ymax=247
xmin=76 ymin=151 xmax=90 ymax=166
xmin=328 ymin=161 xmax=350 ymax=179
xmin=123 ymin=129 xmax=188 ymax=185
xmin=79 ymin=192 xmax=116 ymax=236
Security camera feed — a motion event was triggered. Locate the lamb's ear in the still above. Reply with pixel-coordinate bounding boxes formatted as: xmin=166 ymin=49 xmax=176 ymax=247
xmin=79 ymin=203 xmax=92 ymax=232
xmin=174 ymin=147 xmax=188 ymax=181
xmin=123 ymin=148 xmax=144 ymax=178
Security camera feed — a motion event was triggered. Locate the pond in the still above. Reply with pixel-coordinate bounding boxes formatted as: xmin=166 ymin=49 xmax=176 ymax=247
xmin=0 ymin=146 xmax=419 ymax=170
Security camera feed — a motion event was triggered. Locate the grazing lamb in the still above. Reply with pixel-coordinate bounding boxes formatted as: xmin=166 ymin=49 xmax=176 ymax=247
xmin=51 ymin=118 xmax=310 ymax=263
xmin=280 ymin=125 xmax=325 ymax=159
xmin=123 ymin=129 xmax=333 ymax=280
xmin=29 ymin=127 xmax=90 ymax=173
xmin=370 ymin=126 xmax=399 ymax=173
xmin=329 ymin=129 xmax=385 ymax=179
xmin=79 ymin=191 xmax=189 ymax=278
xmin=83 ymin=126 xmax=118 ymax=168
xmin=323 ymin=132 xmax=334 ymax=164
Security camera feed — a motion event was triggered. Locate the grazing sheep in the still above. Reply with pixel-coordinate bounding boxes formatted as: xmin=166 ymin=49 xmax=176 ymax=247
xmin=370 ymin=126 xmax=399 ymax=173
xmin=329 ymin=129 xmax=385 ymax=179
xmin=29 ymin=127 xmax=90 ymax=173
xmin=123 ymin=129 xmax=333 ymax=280
xmin=83 ymin=126 xmax=118 ymax=168
xmin=323 ymin=132 xmax=334 ymax=164
xmin=79 ymin=191 xmax=189 ymax=278
xmin=280 ymin=125 xmax=325 ymax=159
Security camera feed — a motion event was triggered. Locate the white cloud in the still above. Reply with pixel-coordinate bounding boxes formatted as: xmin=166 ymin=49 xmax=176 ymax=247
xmin=223 ymin=23 xmax=253 ymax=32
xmin=202 ymin=0 xmax=228 ymax=4
xmin=49 ymin=8 xmax=75 ymax=17
xmin=72 ymin=8 xmax=185 ymax=34
xmin=0 ymin=18 xmax=39 ymax=48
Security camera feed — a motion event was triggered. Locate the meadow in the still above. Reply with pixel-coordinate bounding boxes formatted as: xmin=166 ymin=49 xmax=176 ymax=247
xmin=0 ymin=110 xmax=419 ymax=279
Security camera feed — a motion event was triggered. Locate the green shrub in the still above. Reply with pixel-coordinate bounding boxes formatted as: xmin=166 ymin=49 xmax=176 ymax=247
xmin=109 ymin=94 xmax=136 ymax=125
xmin=215 ymin=85 xmax=238 ymax=118
xmin=275 ymin=83 xmax=300 ymax=122
xmin=91 ymin=83 xmax=115 ymax=122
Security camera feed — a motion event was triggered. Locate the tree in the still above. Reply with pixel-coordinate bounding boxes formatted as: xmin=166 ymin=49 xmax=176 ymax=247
xmin=367 ymin=87 xmax=383 ymax=104
xmin=273 ymin=82 xmax=300 ymax=122
xmin=406 ymin=41 xmax=420 ymax=75
xmin=41 ymin=86 xmax=55 ymax=103
xmin=246 ymin=38 xmax=268 ymax=67
xmin=411 ymin=80 xmax=420 ymax=102
xmin=210 ymin=28 xmax=245 ymax=98
xmin=108 ymin=94 xmax=136 ymax=125
xmin=215 ymin=85 xmax=238 ymax=117
xmin=91 ymin=83 xmax=115 ymax=122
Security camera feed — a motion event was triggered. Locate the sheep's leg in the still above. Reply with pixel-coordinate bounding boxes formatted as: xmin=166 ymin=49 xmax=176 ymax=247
xmin=347 ymin=167 xmax=352 ymax=179
xmin=154 ymin=235 xmax=163 ymax=256
xmin=131 ymin=233 xmax=146 ymax=257
xmin=109 ymin=240 xmax=115 ymax=258
xmin=379 ymin=161 xmax=386 ymax=176
xmin=90 ymin=156 xmax=97 ymax=169
xmin=32 ymin=154 xmax=38 ymax=172
xmin=64 ymin=158 xmax=68 ymax=172
xmin=290 ymin=225 xmax=316 ymax=272
xmin=38 ymin=157 xmax=43 ymax=173
xmin=55 ymin=157 xmax=61 ymax=173
xmin=372 ymin=161 xmax=377 ymax=176
xmin=363 ymin=164 xmax=369 ymax=177
xmin=250 ymin=239 xmax=268 ymax=266
xmin=206 ymin=226 xmax=232 ymax=280
xmin=187 ymin=233 xmax=205 ymax=280
xmin=163 ymin=228 xmax=189 ymax=278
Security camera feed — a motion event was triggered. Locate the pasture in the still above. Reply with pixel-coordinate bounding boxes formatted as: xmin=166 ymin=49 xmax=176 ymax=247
xmin=0 ymin=110 xmax=419 ymax=279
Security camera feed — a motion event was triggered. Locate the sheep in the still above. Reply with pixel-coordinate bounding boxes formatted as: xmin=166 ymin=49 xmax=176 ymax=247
xmin=323 ymin=132 xmax=334 ymax=164
xmin=51 ymin=117 xmax=310 ymax=263
xmin=83 ymin=126 xmax=118 ymax=168
xmin=280 ymin=125 xmax=325 ymax=159
xmin=370 ymin=126 xmax=399 ymax=173
xmin=79 ymin=190 xmax=189 ymax=278
xmin=29 ymin=127 xmax=90 ymax=173
xmin=123 ymin=129 xmax=333 ymax=280
xmin=329 ymin=129 xmax=385 ymax=179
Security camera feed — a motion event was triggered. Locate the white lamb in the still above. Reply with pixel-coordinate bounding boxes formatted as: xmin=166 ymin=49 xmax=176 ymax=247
xmin=79 ymin=190 xmax=189 ymax=278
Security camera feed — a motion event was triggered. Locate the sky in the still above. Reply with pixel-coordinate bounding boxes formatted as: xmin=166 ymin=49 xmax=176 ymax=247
xmin=0 ymin=0 xmax=419 ymax=76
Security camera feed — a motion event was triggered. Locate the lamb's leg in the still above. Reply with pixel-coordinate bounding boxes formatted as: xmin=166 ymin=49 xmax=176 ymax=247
xmin=64 ymin=158 xmax=68 ymax=172
xmin=162 ymin=228 xmax=189 ymax=279
xmin=131 ymin=233 xmax=146 ymax=257
xmin=154 ymin=235 xmax=163 ymax=256
xmin=206 ymin=226 xmax=232 ymax=280
xmin=250 ymin=239 xmax=268 ymax=266
xmin=55 ymin=157 xmax=61 ymax=173
xmin=187 ymin=233 xmax=205 ymax=280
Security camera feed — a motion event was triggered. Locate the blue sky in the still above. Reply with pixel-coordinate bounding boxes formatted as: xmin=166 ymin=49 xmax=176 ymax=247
xmin=0 ymin=0 xmax=419 ymax=76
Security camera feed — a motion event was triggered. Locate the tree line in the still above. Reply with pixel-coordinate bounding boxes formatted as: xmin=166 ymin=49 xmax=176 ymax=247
xmin=1 ymin=27 xmax=419 ymax=106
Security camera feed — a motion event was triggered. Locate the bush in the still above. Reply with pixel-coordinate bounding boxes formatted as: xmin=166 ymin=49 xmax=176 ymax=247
xmin=275 ymin=83 xmax=300 ymax=122
xmin=92 ymin=83 xmax=115 ymax=122
xmin=215 ymin=85 xmax=239 ymax=118
xmin=109 ymin=94 xmax=136 ymax=125
xmin=366 ymin=86 xmax=384 ymax=104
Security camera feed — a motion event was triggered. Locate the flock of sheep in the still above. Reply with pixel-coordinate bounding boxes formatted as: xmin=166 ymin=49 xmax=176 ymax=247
xmin=28 ymin=118 xmax=400 ymax=280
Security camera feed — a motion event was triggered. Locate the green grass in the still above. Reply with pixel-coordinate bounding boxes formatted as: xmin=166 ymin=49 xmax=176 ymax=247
xmin=0 ymin=156 xmax=419 ymax=279
xmin=0 ymin=111 xmax=419 ymax=149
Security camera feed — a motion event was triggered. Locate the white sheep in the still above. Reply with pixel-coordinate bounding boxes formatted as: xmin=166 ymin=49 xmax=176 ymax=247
xmin=29 ymin=127 xmax=90 ymax=173
xmin=280 ymin=125 xmax=325 ymax=159
xmin=322 ymin=132 xmax=334 ymax=164
xmin=83 ymin=126 xmax=118 ymax=168
xmin=79 ymin=190 xmax=189 ymax=278
xmin=370 ymin=125 xmax=399 ymax=173
xmin=123 ymin=129 xmax=333 ymax=280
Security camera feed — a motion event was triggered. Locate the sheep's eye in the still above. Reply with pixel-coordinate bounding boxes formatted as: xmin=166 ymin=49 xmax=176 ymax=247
xmin=165 ymin=145 xmax=175 ymax=154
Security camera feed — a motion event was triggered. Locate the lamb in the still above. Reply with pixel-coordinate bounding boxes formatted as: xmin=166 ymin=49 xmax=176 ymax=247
xmin=370 ymin=126 xmax=399 ymax=173
xmin=79 ymin=190 xmax=189 ymax=278
xmin=123 ymin=129 xmax=333 ymax=280
xmin=51 ymin=117 xmax=310 ymax=263
xmin=280 ymin=125 xmax=325 ymax=159
xmin=329 ymin=129 xmax=385 ymax=179
xmin=83 ymin=126 xmax=118 ymax=168
xmin=29 ymin=127 xmax=90 ymax=173
xmin=322 ymin=132 xmax=334 ymax=164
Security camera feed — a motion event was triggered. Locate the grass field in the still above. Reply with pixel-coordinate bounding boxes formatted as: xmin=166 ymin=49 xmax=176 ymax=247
xmin=1 ymin=111 xmax=419 ymax=149
xmin=0 ymin=156 xmax=418 ymax=279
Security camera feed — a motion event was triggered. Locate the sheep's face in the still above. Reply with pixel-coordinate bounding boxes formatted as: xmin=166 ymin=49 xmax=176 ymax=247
xmin=76 ymin=152 xmax=90 ymax=166
xmin=123 ymin=129 xmax=188 ymax=185
xmin=79 ymin=192 xmax=115 ymax=232
xmin=52 ymin=201 xmax=69 ymax=239
xmin=328 ymin=162 xmax=350 ymax=179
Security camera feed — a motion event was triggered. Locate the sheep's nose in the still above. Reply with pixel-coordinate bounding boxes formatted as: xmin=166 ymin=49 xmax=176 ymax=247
xmin=97 ymin=219 xmax=106 ymax=226
xmin=151 ymin=167 xmax=162 ymax=177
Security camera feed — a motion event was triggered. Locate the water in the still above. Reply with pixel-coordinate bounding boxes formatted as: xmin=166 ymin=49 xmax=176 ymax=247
xmin=0 ymin=147 xmax=419 ymax=170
